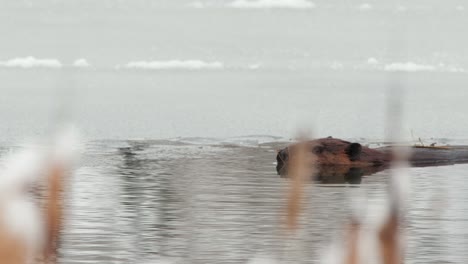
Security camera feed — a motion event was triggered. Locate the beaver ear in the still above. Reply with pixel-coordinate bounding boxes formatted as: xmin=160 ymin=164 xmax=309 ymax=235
xmin=346 ymin=143 xmax=362 ymax=161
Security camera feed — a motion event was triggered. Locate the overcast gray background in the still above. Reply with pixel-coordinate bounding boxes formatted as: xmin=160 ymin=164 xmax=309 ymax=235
xmin=1 ymin=0 xmax=467 ymax=142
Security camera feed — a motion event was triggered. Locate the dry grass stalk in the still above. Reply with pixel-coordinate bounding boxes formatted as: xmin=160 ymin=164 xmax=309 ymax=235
xmin=0 ymin=220 xmax=28 ymax=264
xmin=0 ymin=164 xmax=66 ymax=264
xmin=378 ymin=212 xmax=400 ymax=264
xmin=285 ymin=139 xmax=315 ymax=232
xmin=344 ymin=220 xmax=360 ymax=264
xmin=42 ymin=164 xmax=65 ymax=263
xmin=343 ymin=214 xmax=401 ymax=264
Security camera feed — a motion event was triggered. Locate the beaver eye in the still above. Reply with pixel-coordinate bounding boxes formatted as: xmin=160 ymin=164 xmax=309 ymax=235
xmin=312 ymin=145 xmax=324 ymax=154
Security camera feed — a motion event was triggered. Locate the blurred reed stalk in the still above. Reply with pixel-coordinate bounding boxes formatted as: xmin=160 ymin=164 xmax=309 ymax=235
xmin=284 ymin=135 xmax=315 ymax=232
xmin=340 ymin=85 xmax=407 ymax=264
xmin=373 ymin=7 xmax=410 ymax=257
xmin=378 ymin=210 xmax=400 ymax=264
xmin=343 ymin=219 xmax=360 ymax=264
xmin=0 ymin=223 xmax=28 ymax=264
xmin=0 ymin=130 xmax=76 ymax=264
xmin=0 ymin=165 xmax=66 ymax=264
xmin=373 ymin=85 xmax=407 ymax=264
xmin=42 ymin=164 xmax=66 ymax=263
xmin=278 ymin=134 xmax=316 ymax=264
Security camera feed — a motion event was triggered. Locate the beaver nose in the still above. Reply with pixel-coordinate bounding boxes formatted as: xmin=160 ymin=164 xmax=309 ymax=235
xmin=276 ymin=150 xmax=288 ymax=175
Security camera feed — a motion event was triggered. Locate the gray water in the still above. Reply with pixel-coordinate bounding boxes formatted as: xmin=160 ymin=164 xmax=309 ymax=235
xmin=1 ymin=0 xmax=468 ymax=263
xmin=1 ymin=138 xmax=468 ymax=263
xmin=58 ymin=140 xmax=468 ymax=263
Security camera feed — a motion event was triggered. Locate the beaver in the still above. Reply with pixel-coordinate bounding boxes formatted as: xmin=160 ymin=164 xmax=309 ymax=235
xmin=276 ymin=137 xmax=468 ymax=183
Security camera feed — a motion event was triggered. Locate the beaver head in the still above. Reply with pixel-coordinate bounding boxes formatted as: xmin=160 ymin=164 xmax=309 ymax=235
xmin=276 ymin=138 xmax=368 ymax=176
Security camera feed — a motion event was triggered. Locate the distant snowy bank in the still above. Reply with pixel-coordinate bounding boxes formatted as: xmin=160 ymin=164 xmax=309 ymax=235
xmin=120 ymin=60 xmax=224 ymax=70
xmin=0 ymin=56 xmax=465 ymax=73
xmin=0 ymin=57 xmax=62 ymax=69
xmin=227 ymin=0 xmax=315 ymax=9
xmin=327 ymin=58 xmax=466 ymax=73
xmin=73 ymin=58 xmax=91 ymax=68
xmin=0 ymin=57 xmax=93 ymax=69
xmin=384 ymin=61 xmax=465 ymax=73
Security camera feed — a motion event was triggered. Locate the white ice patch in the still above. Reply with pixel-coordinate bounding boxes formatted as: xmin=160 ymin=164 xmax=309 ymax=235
xmin=438 ymin=63 xmax=465 ymax=73
xmin=0 ymin=56 xmax=62 ymax=68
xmin=188 ymin=1 xmax=206 ymax=8
xmin=73 ymin=58 xmax=90 ymax=68
xmin=367 ymin=57 xmax=379 ymax=65
xmin=228 ymin=0 xmax=315 ymax=9
xmin=122 ymin=60 xmax=224 ymax=70
xmin=358 ymin=3 xmax=372 ymax=11
xmin=446 ymin=65 xmax=466 ymax=73
xmin=396 ymin=5 xmax=407 ymax=12
xmin=329 ymin=61 xmax=344 ymax=70
xmin=384 ymin=62 xmax=436 ymax=72
xmin=248 ymin=63 xmax=261 ymax=70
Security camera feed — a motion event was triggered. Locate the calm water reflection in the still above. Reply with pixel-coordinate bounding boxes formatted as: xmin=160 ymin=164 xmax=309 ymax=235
xmin=3 ymin=140 xmax=466 ymax=263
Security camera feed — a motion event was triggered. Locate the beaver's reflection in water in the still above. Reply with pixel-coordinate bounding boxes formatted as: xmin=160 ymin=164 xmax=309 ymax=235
xmin=280 ymin=165 xmax=389 ymax=184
